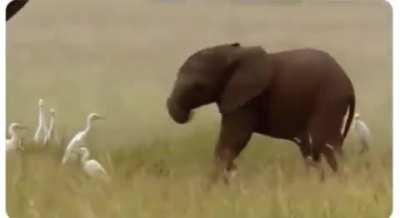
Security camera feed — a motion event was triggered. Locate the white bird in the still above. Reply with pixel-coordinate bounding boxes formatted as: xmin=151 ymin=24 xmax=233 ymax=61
xmin=6 ymin=122 xmax=27 ymax=152
xmin=34 ymin=98 xmax=48 ymax=146
xmin=62 ymin=113 xmax=105 ymax=164
xmin=44 ymin=108 xmax=58 ymax=146
xmin=353 ymin=113 xmax=371 ymax=154
xmin=79 ymin=147 xmax=110 ymax=182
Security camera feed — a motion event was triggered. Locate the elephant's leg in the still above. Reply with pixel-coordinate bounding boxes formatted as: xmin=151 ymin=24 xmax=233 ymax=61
xmin=214 ymin=144 xmax=244 ymax=184
xmin=214 ymin=127 xmax=252 ymax=184
xmin=305 ymin=138 xmax=339 ymax=181
xmin=294 ymin=131 xmax=314 ymax=170
xmin=213 ymin=107 xmax=256 ymax=184
xmin=294 ymin=130 xmax=327 ymax=181
xmin=331 ymin=98 xmax=351 ymax=157
xmin=303 ymin=145 xmax=325 ymax=181
xmin=324 ymin=113 xmax=348 ymax=168
xmin=307 ymin=124 xmax=336 ymax=180
xmin=326 ymin=133 xmax=347 ymax=165
xmin=322 ymin=144 xmax=338 ymax=172
xmin=301 ymin=134 xmax=338 ymax=180
xmin=308 ymin=136 xmax=342 ymax=180
xmin=310 ymin=95 xmax=349 ymax=172
xmin=327 ymin=131 xmax=346 ymax=158
xmin=294 ymin=135 xmax=309 ymax=158
xmin=295 ymin=141 xmax=312 ymax=170
xmin=298 ymin=144 xmax=312 ymax=166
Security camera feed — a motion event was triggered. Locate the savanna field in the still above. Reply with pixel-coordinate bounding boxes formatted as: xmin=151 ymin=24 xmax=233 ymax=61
xmin=6 ymin=0 xmax=392 ymax=217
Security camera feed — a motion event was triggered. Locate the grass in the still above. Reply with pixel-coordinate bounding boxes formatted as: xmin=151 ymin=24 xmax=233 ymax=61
xmin=6 ymin=0 xmax=392 ymax=217
xmin=6 ymin=135 xmax=392 ymax=218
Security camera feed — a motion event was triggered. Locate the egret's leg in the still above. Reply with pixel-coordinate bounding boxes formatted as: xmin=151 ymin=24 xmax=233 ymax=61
xmin=359 ymin=138 xmax=370 ymax=154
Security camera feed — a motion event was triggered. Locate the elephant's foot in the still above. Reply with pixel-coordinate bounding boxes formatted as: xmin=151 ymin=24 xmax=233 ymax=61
xmin=223 ymin=164 xmax=238 ymax=184
xmin=208 ymin=160 xmax=238 ymax=185
xmin=304 ymin=156 xmax=325 ymax=182
xmin=322 ymin=144 xmax=338 ymax=173
xmin=311 ymin=160 xmax=326 ymax=182
xmin=304 ymin=155 xmax=314 ymax=171
xmin=317 ymin=164 xmax=326 ymax=182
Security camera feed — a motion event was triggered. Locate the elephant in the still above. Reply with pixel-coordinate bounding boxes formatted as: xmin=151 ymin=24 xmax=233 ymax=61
xmin=6 ymin=0 xmax=29 ymax=21
xmin=167 ymin=43 xmax=355 ymax=182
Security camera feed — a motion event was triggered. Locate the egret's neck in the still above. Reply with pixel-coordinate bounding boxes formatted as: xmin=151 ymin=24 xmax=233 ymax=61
xmin=84 ymin=117 xmax=93 ymax=133
xmin=9 ymin=128 xmax=21 ymax=142
xmin=48 ymin=116 xmax=55 ymax=130
xmin=39 ymin=106 xmax=46 ymax=127
xmin=80 ymin=151 xmax=89 ymax=165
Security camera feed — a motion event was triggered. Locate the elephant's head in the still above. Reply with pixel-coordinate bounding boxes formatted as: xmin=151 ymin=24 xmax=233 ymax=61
xmin=167 ymin=43 xmax=272 ymax=124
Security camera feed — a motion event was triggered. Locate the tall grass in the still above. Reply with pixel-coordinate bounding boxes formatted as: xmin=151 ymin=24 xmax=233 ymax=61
xmin=6 ymin=135 xmax=391 ymax=218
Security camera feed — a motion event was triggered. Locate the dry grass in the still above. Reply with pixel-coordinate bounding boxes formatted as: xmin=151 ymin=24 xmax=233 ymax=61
xmin=6 ymin=0 xmax=392 ymax=217
xmin=6 ymin=138 xmax=392 ymax=218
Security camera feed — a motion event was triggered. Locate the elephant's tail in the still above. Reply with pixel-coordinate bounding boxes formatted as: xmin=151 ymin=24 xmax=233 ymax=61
xmin=342 ymin=94 xmax=355 ymax=140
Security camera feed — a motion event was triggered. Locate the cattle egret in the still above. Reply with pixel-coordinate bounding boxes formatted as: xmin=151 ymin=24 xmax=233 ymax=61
xmin=6 ymin=122 xmax=27 ymax=151
xmin=34 ymin=99 xmax=48 ymax=146
xmin=79 ymin=147 xmax=110 ymax=182
xmin=44 ymin=108 xmax=58 ymax=145
xmin=62 ymin=113 xmax=105 ymax=164
xmin=353 ymin=113 xmax=371 ymax=154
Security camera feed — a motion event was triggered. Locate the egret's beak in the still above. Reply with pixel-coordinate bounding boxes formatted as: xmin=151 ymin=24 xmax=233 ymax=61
xmin=98 ymin=116 xmax=106 ymax=120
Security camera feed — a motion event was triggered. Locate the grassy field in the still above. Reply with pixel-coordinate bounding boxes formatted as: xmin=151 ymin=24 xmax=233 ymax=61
xmin=6 ymin=0 xmax=392 ymax=217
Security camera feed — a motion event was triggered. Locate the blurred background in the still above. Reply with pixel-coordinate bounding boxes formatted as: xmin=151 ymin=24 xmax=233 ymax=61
xmin=6 ymin=0 xmax=392 ymax=217
xmin=7 ymin=0 xmax=391 ymax=148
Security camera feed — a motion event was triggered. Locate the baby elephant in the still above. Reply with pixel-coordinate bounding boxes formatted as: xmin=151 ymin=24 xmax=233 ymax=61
xmin=167 ymin=43 xmax=355 ymax=182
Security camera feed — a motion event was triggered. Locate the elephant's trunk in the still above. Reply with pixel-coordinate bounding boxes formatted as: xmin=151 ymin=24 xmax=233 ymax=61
xmin=167 ymin=97 xmax=192 ymax=124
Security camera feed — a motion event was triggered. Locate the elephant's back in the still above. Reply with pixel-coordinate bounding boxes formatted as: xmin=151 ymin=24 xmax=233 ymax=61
xmin=258 ymin=49 xmax=354 ymax=138
xmin=271 ymin=48 xmax=354 ymax=95
xmin=271 ymin=48 xmax=344 ymax=77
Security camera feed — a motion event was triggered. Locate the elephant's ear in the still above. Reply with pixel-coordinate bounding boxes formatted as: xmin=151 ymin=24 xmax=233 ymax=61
xmin=218 ymin=46 xmax=272 ymax=114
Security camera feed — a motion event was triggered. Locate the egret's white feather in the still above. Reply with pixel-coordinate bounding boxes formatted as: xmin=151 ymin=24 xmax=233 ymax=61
xmin=62 ymin=131 xmax=88 ymax=164
xmin=353 ymin=113 xmax=371 ymax=153
xmin=80 ymin=147 xmax=111 ymax=182
xmin=6 ymin=123 xmax=26 ymax=152
xmin=34 ymin=99 xmax=48 ymax=146
xmin=62 ymin=113 xmax=104 ymax=164
xmin=44 ymin=108 xmax=59 ymax=145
